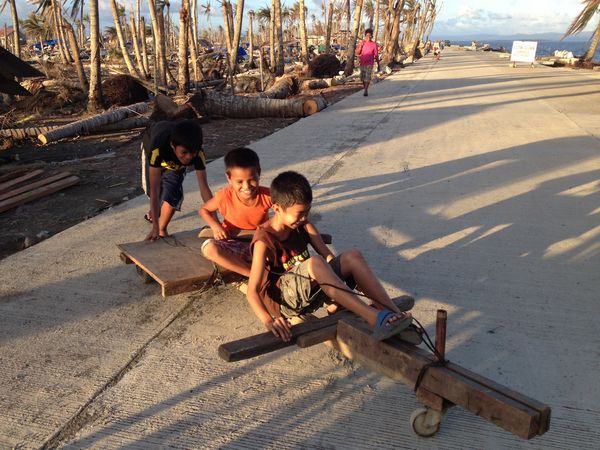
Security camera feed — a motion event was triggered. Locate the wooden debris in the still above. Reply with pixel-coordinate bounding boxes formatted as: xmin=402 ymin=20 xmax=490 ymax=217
xmin=37 ymin=101 xmax=150 ymax=145
xmin=0 ymin=175 xmax=79 ymax=213
xmin=0 ymin=172 xmax=73 ymax=202
xmin=0 ymin=170 xmax=28 ymax=184
xmin=0 ymin=169 xmax=44 ymax=194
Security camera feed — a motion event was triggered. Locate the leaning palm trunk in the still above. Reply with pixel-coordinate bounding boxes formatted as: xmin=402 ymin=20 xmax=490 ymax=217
xmin=8 ymin=0 xmax=20 ymax=57
xmin=325 ymin=0 xmax=334 ymax=52
xmin=248 ymin=11 xmax=255 ymax=66
xmin=188 ymin=22 xmax=200 ymax=81
xmin=228 ymin=0 xmax=245 ymax=77
xmin=269 ymin=0 xmax=276 ymax=69
xmin=62 ymin=18 xmax=88 ymax=91
xmin=147 ymin=0 xmax=166 ymax=87
xmin=88 ymin=0 xmax=103 ymax=112
xmin=584 ymin=21 xmax=600 ymax=61
xmin=274 ymin=0 xmax=284 ymax=75
xmin=140 ymin=16 xmax=150 ymax=75
xmin=129 ymin=16 xmax=148 ymax=78
xmin=177 ymin=0 xmax=190 ymax=94
xmin=344 ymin=0 xmax=364 ymax=76
xmin=110 ymin=0 xmax=140 ymax=77
xmin=299 ymin=0 xmax=308 ymax=63
xmin=374 ymin=0 xmax=381 ymax=43
xmin=50 ymin=0 xmax=69 ymax=63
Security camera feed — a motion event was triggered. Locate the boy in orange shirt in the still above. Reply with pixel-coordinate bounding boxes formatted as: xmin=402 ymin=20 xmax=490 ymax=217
xmin=199 ymin=147 xmax=272 ymax=276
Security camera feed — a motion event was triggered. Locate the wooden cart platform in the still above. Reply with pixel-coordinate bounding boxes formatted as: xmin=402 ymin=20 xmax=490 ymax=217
xmin=218 ymin=307 xmax=550 ymax=439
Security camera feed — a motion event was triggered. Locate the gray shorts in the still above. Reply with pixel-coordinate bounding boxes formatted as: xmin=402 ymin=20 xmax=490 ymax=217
xmin=360 ymin=65 xmax=373 ymax=82
xmin=278 ymin=255 xmax=355 ymax=318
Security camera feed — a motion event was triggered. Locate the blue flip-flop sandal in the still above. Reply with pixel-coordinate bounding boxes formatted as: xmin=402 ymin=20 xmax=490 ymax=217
xmin=373 ymin=310 xmax=413 ymax=341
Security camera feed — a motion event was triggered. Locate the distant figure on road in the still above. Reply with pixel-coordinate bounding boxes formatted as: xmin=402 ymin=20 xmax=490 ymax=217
xmin=356 ymin=28 xmax=378 ymax=97
xmin=433 ymin=41 xmax=441 ymax=60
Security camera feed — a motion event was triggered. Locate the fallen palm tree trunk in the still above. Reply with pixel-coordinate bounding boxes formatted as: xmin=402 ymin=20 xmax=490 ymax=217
xmin=300 ymin=78 xmax=338 ymax=90
xmin=188 ymin=90 xmax=327 ymax=118
xmin=1 ymin=117 xmax=149 ymax=143
xmin=257 ymin=74 xmax=298 ymax=99
xmin=1 ymin=126 xmax=53 ymax=140
xmin=37 ymin=102 xmax=150 ymax=145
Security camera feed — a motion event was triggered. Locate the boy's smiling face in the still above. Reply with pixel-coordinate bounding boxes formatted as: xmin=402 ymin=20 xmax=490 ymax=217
xmin=227 ymin=167 xmax=260 ymax=202
xmin=172 ymin=144 xmax=196 ymax=166
xmin=275 ymin=203 xmax=311 ymax=229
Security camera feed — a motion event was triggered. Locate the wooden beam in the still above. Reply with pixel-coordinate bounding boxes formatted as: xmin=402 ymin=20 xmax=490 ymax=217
xmin=0 ymin=169 xmax=44 ymax=194
xmin=296 ymin=324 xmax=337 ymax=348
xmin=335 ymin=317 xmax=549 ymax=439
xmin=219 ymin=297 xmax=416 ymax=360
xmin=0 ymin=176 xmax=79 ymax=213
xmin=0 ymin=172 xmax=73 ymax=202
xmin=218 ymin=312 xmax=349 ymax=362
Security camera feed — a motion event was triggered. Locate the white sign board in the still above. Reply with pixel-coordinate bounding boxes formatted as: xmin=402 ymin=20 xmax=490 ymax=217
xmin=510 ymin=41 xmax=537 ymax=63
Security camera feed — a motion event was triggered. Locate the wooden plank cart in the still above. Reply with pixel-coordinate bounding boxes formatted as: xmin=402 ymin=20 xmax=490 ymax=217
xmin=218 ymin=305 xmax=551 ymax=439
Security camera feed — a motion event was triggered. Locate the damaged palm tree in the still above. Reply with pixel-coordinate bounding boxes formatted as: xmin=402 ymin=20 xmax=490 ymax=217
xmin=188 ymin=89 xmax=327 ymax=118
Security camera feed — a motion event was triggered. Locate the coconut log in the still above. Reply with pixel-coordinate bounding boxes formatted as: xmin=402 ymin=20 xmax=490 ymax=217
xmin=2 ymin=117 xmax=149 ymax=143
xmin=300 ymin=78 xmax=338 ymax=90
xmin=188 ymin=90 xmax=327 ymax=118
xmin=37 ymin=102 xmax=151 ymax=145
xmin=302 ymin=94 xmax=328 ymax=115
xmin=1 ymin=126 xmax=53 ymax=140
xmin=257 ymin=74 xmax=298 ymax=99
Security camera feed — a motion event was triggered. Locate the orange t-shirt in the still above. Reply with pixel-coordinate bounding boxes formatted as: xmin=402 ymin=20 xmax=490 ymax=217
xmin=214 ymin=185 xmax=272 ymax=230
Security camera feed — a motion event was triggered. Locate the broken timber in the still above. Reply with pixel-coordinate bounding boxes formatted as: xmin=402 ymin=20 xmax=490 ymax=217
xmin=218 ymin=313 xmax=550 ymax=440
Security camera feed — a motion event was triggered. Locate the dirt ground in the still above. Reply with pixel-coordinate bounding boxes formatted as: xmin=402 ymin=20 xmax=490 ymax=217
xmin=0 ymin=82 xmax=363 ymax=260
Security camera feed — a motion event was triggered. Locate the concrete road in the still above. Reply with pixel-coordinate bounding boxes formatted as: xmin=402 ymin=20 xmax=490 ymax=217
xmin=1 ymin=50 xmax=599 ymax=449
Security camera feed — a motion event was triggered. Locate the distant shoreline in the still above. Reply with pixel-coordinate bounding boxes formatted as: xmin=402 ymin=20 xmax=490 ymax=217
xmin=448 ymin=39 xmax=599 ymax=59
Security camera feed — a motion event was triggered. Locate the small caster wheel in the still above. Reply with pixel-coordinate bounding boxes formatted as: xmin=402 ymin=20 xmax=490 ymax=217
xmin=409 ymin=407 xmax=441 ymax=437
xmin=136 ymin=265 xmax=154 ymax=284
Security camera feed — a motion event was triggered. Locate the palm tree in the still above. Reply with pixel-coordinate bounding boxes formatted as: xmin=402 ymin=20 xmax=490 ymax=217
xmin=298 ymin=0 xmax=308 ymax=62
xmin=344 ymin=0 xmax=363 ymax=75
xmin=201 ymin=0 xmax=212 ymax=28
xmin=177 ymin=0 xmax=190 ymax=94
xmin=563 ymin=0 xmax=600 ymax=61
xmin=274 ymin=0 xmax=284 ymax=74
xmin=109 ymin=0 xmax=141 ymax=77
xmin=21 ymin=12 xmax=50 ymax=52
xmin=88 ymin=0 xmax=103 ymax=111
xmin=0 ymin=0 xmax=21 ymax=56
xmin=364 ymin=0 xmax=374 ymax=29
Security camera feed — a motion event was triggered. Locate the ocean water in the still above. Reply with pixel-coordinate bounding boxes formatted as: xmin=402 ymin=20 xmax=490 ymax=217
xmin=450 ymin=39 xmax=600 ymax=59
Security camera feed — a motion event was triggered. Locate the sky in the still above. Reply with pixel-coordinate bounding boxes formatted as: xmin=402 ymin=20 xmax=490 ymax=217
xmin=1 ymin=0 xmax=596 ymax=39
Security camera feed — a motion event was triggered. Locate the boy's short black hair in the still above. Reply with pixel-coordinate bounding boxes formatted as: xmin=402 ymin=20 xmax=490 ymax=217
xmin=271 ymin=171 xmax=312 ymax=208
xmin=365 ymin=28 xmax=373 ymax=35
xmin=224 ymin=147 xmax=261 ymax=176
xmin=170 ymin=119 xmax=203 ymax=151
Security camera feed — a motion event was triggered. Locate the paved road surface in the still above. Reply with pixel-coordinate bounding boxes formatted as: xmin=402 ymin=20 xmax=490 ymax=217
xmin=1 ymin=50 xmax=599 ymax=449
